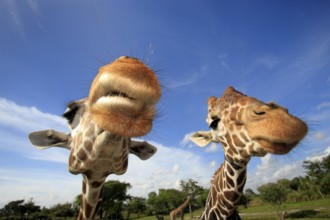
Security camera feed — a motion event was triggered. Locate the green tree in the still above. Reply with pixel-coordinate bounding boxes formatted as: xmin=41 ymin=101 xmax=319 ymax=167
xmin=151 ymin=189 xmax=185 ymax=214
xmin=101 ymin=180 xmax=131 ymax=219
xmin=48 ymin=203 xmax=74 ymax=218
xmin=180 ymin=179 xmax=204 ymax=218
xmin=320 ymin=172 xmax=330 ymax=194
xmin=2 ymin=199 xmax=25 ymax=218
xmin=23 ymin=198 xmax=40 ymax=218
xmin=196 ymin=188 xmax=209 ymax=208
xmin=258 ymin=183 xmax=286 ymax=220
xmin=258 ymin=183 xmax=286 ymax=205
xmin=289 ymin=176 xmax=301 ymax=191
xmin=303 ymin=154 xmax=330 ymax=197
xmin=126 ymin=197 xmax=146 ymax=218
xmin=244 ymin=188 xmax=256 ymax=207
xmin=73 ymin=194 xmax=81 ymax=216
xmin=146 ymin=191 xmax=157 ymax=215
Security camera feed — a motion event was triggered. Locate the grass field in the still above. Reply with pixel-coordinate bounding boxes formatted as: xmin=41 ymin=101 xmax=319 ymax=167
xmin=238 ymin=198 xmax=330 ymax=220
xmin=136 ymin=198 xmax=330 ymax=220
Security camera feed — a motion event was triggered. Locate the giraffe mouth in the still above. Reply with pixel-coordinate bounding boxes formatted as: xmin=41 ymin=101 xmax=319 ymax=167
xmin=94 ymin=89 xmax=138 ymax=108
xmin=256 ymin=139 xmax=299 ymax=155
xmin=107 ymin=90 xmax=136 ymax=101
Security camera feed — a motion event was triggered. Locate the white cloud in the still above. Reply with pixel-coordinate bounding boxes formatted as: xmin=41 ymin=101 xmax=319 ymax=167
xmin=246 ymin=154 xmax=305 ymax=191
xmin=317 ymin=102 xmax=330 ymax=110
xmin=113 ymin=141 xmax=213 ymax=197
xmin=4 ymin=0 xmax=25 ymax=37
xmin=179 ymin=132 xmax=195 ymax=147
xmin=168 ymin=72 xmax=201 ymax=89
xmin=172 ymin=164 xmax=180 ymax=173
xmin=209 ymin=160 xmax=217 ymax=168
xmin=256 ymin=154 xmax=274 ymax=172
xmin=3 ymin=0 xmax=45 ymax=37
xmin=307 ymin=109 xmax=330 ymax=121
xmin=204 ymin=143 xmax=219 ymax=153
xmin=305 ymin=146 xmax=330 ymax=162
xmin=273 ymin=163 xmax=299 ymax=179
xmin=218 ymin=54 xmax=229 ymax=69
xmin=28 ymin=148 xmax=69 ymax=164
xmin=246 ymin=146 xmax=330 ymax=192
xmin=313 ymin=132 xmax=327 ymax=140
xmin=255 ymin=55 xmax=282 ymax=69
xmin=0 ymin=168 xmax=81 ymax=208
xmin=0 ymin=97 xmax=69 ymax=162
xmin=0 ymin=98 xmax=68 ymax=134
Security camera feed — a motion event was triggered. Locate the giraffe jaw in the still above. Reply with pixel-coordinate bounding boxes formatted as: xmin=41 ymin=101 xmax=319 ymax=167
xmin=89 ymin=87 xmax=157 ymax=137
xmin=256 ymin=138 xmax=299 ymax=155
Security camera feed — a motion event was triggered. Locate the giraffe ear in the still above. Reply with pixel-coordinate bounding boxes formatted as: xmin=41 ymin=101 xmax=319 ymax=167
xmin=28 ymin=130 xmax=71 ymax=150
xmin=129 ymin=140 xmax=157 ymax=160
xmin=190 ymin=131 xmax=212 ymax=147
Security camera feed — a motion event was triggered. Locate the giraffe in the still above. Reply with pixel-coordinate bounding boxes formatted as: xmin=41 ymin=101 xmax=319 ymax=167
xmin=28 ymin=56 xmax=161 ymax=220
xmin=170 ymin=196 xmax=191 ymax=220
xmin=190 ymin=86 xmax=308 ymax=220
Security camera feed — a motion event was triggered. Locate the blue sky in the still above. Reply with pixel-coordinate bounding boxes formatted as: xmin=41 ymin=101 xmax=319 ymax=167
xmin=1 ymin=0 xmax=330 ymax=208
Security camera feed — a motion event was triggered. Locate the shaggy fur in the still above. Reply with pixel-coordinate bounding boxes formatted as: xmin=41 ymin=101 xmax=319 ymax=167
xmin=88 ymin=56 xmax=161 ymax=137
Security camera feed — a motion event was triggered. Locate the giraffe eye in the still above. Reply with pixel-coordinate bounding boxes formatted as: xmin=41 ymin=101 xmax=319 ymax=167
xmin=210 ymin=117 xmax=220 ymax=129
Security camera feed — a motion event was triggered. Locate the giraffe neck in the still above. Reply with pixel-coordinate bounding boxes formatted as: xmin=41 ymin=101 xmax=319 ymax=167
xmin=170 ymin=197 xmax=191 ymax=220
xmin=200 ymin=159 xmax=247 ymax=220
xmin=69 ymin=111 xmax=130 ymax=219
xmin=78 ymin=173 xmax=106 ymax=220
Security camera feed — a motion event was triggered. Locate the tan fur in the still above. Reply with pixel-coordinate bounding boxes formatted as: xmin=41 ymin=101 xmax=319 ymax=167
xmin=28 ymin=56 xmax=161 ymax=220
xmin=215 ymin=86 xmax=308 ymax=155
xmin=88 ymin=56 xmax=161 ymax=137
xmin=90 ymin=104 xmax=155 ymax=137
xmin=191 ymin=86 xmax=308 ymax=220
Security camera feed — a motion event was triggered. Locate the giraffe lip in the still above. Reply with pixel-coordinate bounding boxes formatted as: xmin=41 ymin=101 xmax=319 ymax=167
xmin=106 ymin=90 xmax=135 ymax=101
xmin=256 ymin=138 xmax=298 ymax=154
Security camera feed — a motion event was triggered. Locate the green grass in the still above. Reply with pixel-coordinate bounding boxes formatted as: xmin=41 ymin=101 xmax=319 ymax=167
xmin=135 ymin=198 xmax=330 ymax=220
xmin=237 ymin=198 xmax=330 ymax=220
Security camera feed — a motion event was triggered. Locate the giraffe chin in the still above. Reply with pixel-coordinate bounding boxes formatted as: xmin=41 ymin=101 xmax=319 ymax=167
xmin=256 ymin=139 xmax=298 ymax=155
xmin=90 ymin=105 xmax=156 ymax=137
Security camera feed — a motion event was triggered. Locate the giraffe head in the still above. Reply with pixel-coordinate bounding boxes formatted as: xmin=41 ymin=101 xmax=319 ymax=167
xmin=88 ymin=56 xmax=161 ymax=137
xmin=191 ymin=86 xmax=308 ymax=162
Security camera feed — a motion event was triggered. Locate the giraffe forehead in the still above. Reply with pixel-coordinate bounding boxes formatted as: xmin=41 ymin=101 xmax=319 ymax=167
xmin=208 ymin=95 xmax=263 ymax=119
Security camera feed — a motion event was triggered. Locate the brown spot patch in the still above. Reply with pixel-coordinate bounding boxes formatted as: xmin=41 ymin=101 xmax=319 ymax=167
xmin=226 ymin=174 xmax=235 ymax=188
xmin=84 ymin=140 xmax=93 ymax=153
xmin=232 ymin=134 xmax=244 ymax=148
xmin=69 ymin=152 xmax=75 ymax=166
xmin=82 ymin=181 xmax=86 ymax=194
xmin=229 ymin=106 xmax=239 ymax=121
xmin=237 ymin=170 xmax=246 ymax=186
xmin=226 ymin=164 xmax=234 ymax=176
xmin=222 ymin=197 xmax=234 ymax=209
xmin=84 ymin=200 xmax=93 ymax=218
xmin=84 ymin=170 xmax=93 ymax=179
xmin=224 ymin=191 xmax=240 ymax=202
xmin=77 ymin=149 xmax=87 ymax=161
xmin=241 ymin=132 xmax=249 ymax=142
xmin=91 ymin=181 xmax=104 ymax=188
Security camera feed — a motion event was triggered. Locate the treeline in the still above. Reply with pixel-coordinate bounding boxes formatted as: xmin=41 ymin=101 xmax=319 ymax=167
xmin=246 ymin=153 xmax=330 ymax=206
xmin=0 ymin=199 xmax=76 ymax=220
xmin=1 ymin=155 xmax=329 ymax=219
